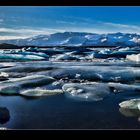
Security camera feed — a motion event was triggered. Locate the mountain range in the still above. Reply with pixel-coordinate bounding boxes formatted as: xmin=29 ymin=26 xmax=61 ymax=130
xmin=0 ymin=32 xmax=140 ymax=47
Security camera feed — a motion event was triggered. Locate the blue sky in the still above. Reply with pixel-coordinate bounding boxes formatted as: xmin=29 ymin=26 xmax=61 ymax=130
xmin=0 ymin=6 xmax=140 ymax=40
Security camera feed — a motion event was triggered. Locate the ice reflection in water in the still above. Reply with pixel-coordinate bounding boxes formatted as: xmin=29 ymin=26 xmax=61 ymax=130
xmin=119 ymin=108 xmax=140 ymax=122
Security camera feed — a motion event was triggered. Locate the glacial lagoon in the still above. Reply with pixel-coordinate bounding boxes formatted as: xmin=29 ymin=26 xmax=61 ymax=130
xmin=0 ymin=46 xmax=140 ymax=129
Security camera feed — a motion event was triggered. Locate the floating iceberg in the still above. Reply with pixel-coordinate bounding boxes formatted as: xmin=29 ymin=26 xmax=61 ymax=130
xmin=3 ymin=49 xmax=49 ymax=58
xmin=0 ymin=85 xmax=20 ymax=95
xmin=20 ymin=88 xmax=63 ymax=97
xmin=108 ymin=82 xmax=140 ymax=92
xmin=126 ymin=54 xmax=140 ymax=62
xmin=0 ymin=52 xmax=47 ymax=61
xmin=62 ymin=83 xmax=110 ymax=101
xmin=54 ymin=54 xmax=79 ymax=61
xmin=0 ymin=75 xmax=55 ymax=95
xmin=119 ymin=99 xmax=140 ymax=110
xmin=0 ymin=72 xmax=9 ymax=78
xmin=0 ymin=48 xmax=49 ymax=61
xmin=0 ymin=72 xmax=9 ymax=81
xmin=16 ymin=51 xmax=48 ymax=58
xmin=119 ymin=100 xmax=140 ymax=123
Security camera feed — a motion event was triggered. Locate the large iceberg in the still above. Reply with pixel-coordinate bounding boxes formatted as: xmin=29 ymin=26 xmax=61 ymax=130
xmin=62 ymin=83 xmax=110 ymax=101
xmin=126 ymin=54 xmax=140 ymax=62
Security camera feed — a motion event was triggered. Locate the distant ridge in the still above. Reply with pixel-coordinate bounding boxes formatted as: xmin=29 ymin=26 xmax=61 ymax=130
xmin=0 ymin=32 xmax=140 ymax=47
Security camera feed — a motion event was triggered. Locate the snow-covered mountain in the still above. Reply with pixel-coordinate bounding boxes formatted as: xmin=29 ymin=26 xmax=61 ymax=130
xmin=0 ymin=32 xmax=140 ymax=46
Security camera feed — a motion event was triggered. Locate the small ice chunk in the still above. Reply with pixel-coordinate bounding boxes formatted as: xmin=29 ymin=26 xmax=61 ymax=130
xmin=66 ymin=87 xmax=76 ymax=92
xmin=52 ymin=81 xmax=60 ymax=86
xmin=70 ymin=89 xmax=77 ymax=94
xmin=75 ymin=74 xmax=81 ymax=78
xmin=85 ymin=95 xmax=88 ymax=99
xmin=0 ymin=72 xmax=9 ymax=78
xmin=77 ymin=89 xmax=84 ymax=93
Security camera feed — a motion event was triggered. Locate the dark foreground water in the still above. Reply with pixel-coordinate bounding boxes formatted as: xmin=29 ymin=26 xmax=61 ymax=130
xmin=0 ymin=92 xmax=140 ymax=129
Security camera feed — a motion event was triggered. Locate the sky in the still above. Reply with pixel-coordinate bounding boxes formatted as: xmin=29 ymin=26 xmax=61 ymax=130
xmin=0 ymin=6 xmax=140 ymax=40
